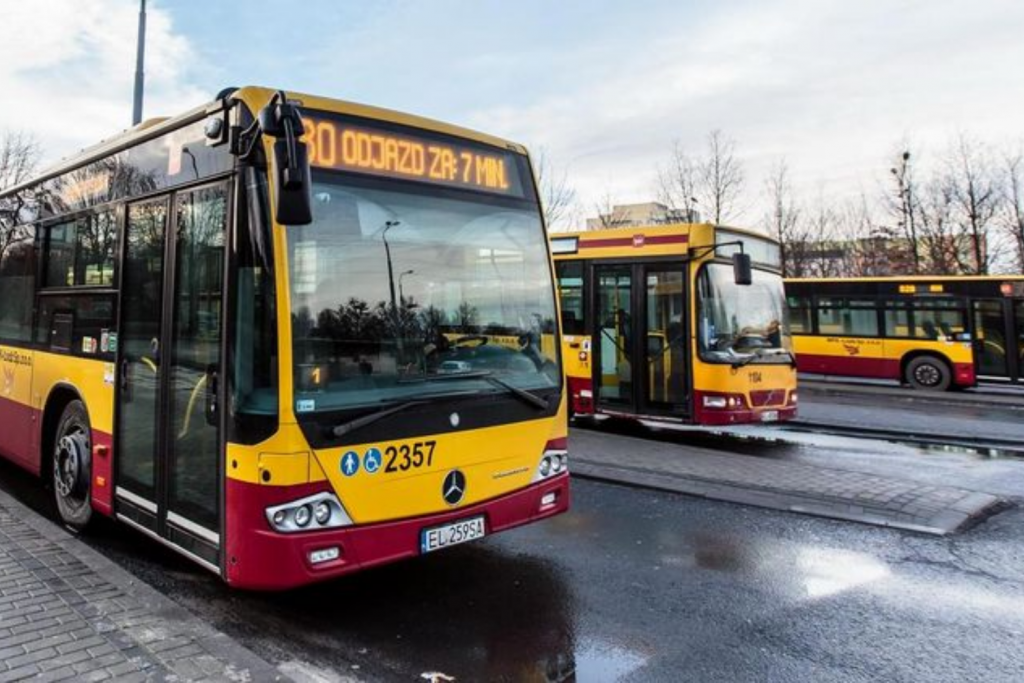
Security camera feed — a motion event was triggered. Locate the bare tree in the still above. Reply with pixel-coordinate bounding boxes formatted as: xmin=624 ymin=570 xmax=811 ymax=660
xmin=0 ymin=132 xmax=41 ymax=261
xmin=944 ymin=133 xmax=1000 ymax=274
xmin=590 ymin=188 xmax=622 ymax=230
xmin=697 ymin=130 xmax=745 ymax=225
xmin=762 ymin=160 xmax=806 ymax=276
xmin=883 ymin=145 xmax=921 ymax=274
xmin=533 ymin=149 xmax=577 ymax=232
xmin=803 ymin=200 xmax=844 ymax=277
xmin=656 ymin=140 xmax=700 ymax=222
xmin=838 ymin=194 xmax=887 ymax=277
xmin=1000 ymin=146 xmax=1024 ymax=271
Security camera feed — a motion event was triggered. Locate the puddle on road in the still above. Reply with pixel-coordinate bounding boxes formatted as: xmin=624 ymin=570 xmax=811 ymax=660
xmin=659 ymin=533 xmax=891 ymax=601
xmin=797 ymin=547 xmax=890 ymax=599
xmin=571 ymin=637 xmax=649 ymax=682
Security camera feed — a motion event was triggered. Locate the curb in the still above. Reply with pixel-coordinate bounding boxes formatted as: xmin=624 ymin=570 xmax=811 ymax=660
xmin=570 ymin=461 xmax=1008 ymax=536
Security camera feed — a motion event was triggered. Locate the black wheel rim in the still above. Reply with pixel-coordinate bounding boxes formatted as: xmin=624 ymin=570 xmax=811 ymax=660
xmin=54 ymin=424 xmax=89 ymax=511
xmin=914 ymin=364 xmax=940 ymax=387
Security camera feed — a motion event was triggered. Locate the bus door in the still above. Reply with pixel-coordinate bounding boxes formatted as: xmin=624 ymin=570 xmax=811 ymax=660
xmin=593 ymin=263 xmax=688 ymax=416
xmin=115 ymin=183 xmax=228 ymax=572
xmin=971 ymin=299 xmax=1012 ymax=380
xmin=594 ymin=265 xmax=634 ymax=412
xmin=642 ymin=266 xmax=688 ymax=415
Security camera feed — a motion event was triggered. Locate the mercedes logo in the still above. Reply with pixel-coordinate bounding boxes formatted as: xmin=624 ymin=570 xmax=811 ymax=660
xmin=442 ymin=469 xmax=467 ymax=506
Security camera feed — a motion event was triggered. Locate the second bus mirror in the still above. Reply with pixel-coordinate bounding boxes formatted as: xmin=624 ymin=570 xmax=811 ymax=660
xmin=732 ymin=252 xmax=753 ymax=286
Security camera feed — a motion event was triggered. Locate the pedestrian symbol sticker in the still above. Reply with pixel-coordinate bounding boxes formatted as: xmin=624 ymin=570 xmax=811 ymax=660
xmin=341 ymin=451 xmax=360 ymax=477
xmin=364 ymin=447 xmax=382 ymax=474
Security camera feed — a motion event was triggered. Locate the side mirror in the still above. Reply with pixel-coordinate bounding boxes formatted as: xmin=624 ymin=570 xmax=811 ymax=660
xmin=259 ymin=91 xmax=313 ymax=225
xmin=272 ymin=138 xmax=312 ymax=225
xmin=732 ymin=252 xmax=753 ymax=286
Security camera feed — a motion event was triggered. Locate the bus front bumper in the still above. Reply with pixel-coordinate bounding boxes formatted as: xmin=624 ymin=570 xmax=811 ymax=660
xmin=224 ymin=473 xmax=570 ymax=590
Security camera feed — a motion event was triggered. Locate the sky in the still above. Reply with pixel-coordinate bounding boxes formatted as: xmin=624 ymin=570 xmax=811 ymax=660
xmin=2 ymin=0 xmax=1023 ymax=229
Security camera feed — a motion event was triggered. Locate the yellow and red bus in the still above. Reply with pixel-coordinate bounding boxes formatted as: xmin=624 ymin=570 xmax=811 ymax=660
xmin=0 ymin=86 xmax=569 ymax=589
xmin=550 ymin=224 xmax=798 ymax=425
xmin=786 ymin=276 xmax=1024 ymax=389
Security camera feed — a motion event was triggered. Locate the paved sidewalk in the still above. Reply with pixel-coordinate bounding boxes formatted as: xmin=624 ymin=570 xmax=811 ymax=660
xmin=0 ymin=488 xmax=288 ymax=683
xmin=569 ymin=427 xmax=1005 ymax=535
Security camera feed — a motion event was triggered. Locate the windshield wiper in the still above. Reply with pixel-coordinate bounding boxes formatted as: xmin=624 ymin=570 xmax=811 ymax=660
xmin=730 ymin=348 xmax=797 ymax=369
xmin=329 ymin=390 xmax=477 ymax=438
xmin=481 ymin=374 xmax=552 ymax=411
xmin=400 ymin=370 xmax=552 ymax=410
xmin=331 ymin=400 xmax=427 ymax=437
xmin=731 ymin=349 xmax=763 ymax=369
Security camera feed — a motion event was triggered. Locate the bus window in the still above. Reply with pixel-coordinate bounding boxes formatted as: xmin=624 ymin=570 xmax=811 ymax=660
xmin=912 ymin=308 xmax=966 ymax=339
xmin=815 ymin=298 xmax=878 ymax=337
xmin=556 ymin=261 xmax=585 ymax=335
xmin=884 ymin=301 xmax=911 ymax=337
xmin=1017 ymin=301 xmax=1024 ymax=363
xmin=787 ymin=295 xmax=812 ymax=334
xmin=45 ymin=221 xmax=77 ymax=287
xmin=0 ymin=227 xmax=36 ymax=342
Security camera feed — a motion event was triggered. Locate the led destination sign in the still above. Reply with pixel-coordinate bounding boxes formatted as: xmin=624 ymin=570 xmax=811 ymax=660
xmin=301 ymin=115 xmax=527 ymax=197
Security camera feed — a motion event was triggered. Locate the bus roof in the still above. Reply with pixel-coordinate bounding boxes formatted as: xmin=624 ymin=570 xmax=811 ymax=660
xmin=550 ymin=223 xmax=777 ymax=259
xmin=0 ymin=85 xmax=530 ymax=199
xmin=786 ymin=275 xmax=1024 ymax=283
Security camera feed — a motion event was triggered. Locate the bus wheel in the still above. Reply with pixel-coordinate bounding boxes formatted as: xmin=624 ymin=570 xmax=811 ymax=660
xmin=52 ymin=400 xmax=93 ymax=531
xmin=905 ymin=356 xmax=951 ymax=391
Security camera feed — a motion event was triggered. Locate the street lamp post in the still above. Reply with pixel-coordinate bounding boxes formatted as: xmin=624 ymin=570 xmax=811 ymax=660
xmin=381 ymin=221 xmax=404 ymax=357
xmin=132 ymin=0 xmax=147 ymax=125
xmin=399 ymin=269 xmax=415 ymax=305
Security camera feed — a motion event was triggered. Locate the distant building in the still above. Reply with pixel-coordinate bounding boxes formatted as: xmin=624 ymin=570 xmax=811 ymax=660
xmin=586 ymin=202 xmax=700 ymax=230
xmin=786 ymin=232 xmax=987 ymax=278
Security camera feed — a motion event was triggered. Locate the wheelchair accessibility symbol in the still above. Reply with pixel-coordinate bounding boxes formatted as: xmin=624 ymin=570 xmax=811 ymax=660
xmin=364 ymin=448 xmax=382 ymax=474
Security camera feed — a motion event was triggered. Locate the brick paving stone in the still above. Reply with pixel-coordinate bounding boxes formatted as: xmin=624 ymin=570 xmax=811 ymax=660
xmin=571 ymin=427 xmax=1004 ymax=535
xmin=0 ymin=489 xmax=288 ymax=683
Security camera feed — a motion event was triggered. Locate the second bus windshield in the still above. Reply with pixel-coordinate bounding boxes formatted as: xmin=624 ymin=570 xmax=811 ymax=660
xmin=287 ymin=174 xmax=560 ymax=414
xmin=698 ymin=263 xmax=792 ymax=364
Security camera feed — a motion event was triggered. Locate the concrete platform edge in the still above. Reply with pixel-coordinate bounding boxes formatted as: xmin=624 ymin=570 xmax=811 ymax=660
xmin=570 ymin=461 xmax=1008 ymax=537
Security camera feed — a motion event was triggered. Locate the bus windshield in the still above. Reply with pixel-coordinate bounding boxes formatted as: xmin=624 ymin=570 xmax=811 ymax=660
xmin=287 ymin=174 xmax=560 ymax=414
xmin=698 ymin=263 xmax=792 ymax=364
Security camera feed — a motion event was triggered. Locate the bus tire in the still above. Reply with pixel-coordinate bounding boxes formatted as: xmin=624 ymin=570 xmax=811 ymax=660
xmin=52 ymin=400 xmax=93 ymax=531
xmin=905 ymin=356 xmax=951 ymax=391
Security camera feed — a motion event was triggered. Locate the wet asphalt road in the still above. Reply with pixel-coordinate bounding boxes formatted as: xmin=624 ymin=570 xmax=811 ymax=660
xmin=3 ymin=440 xmax=1024 ymax=682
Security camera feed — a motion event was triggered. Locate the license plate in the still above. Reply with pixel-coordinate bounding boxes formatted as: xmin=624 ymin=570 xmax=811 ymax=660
xmin=761 ymin=410 xmax=779 ymax=422
xmin=421 ymin=516 xmax=486 ymax=554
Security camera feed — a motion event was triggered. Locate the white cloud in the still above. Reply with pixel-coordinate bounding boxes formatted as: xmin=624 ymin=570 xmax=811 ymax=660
xmin=463 ymin=0 xmax=1024 ymax=227
xmin=0 ymin=0 xmax=205 ymax=166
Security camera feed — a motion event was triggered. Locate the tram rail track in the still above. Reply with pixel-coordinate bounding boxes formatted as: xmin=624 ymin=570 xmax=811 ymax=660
xmin=800 ymin=379 xmax=1024 ymax=411
xmin=782 ymin=420 xmax=1024 ymax=457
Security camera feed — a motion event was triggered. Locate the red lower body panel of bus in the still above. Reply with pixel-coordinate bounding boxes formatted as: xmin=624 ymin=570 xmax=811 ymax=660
xmin=223 ymin=473 xmax=570 ymax=590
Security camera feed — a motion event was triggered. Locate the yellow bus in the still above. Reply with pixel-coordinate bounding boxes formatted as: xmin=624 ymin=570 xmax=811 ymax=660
xmin=550 ymin=224 xmax=798 ymax=425
xmin=786 ymin=276 xmax=1024 ymax=389
xmin=0 ymin=86 xmax=569 ymax=589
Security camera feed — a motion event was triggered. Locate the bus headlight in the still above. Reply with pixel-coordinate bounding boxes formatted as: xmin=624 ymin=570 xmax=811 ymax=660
xmin=314 ymin=501 xmax=332 ymax=525
xmin=533 ymin=448 xmax=569 ymax=482
xmin=703 ymin=395 xmax=728 ymax=409
xmin=265 ymin=492 xmax=353 ymax=533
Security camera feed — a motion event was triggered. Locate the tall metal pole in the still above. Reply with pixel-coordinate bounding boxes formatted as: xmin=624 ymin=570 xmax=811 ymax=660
xmin=382 ymin=221 xmax=404 ymax=358
xmin=132 ymin=0 xmax=147 ymax=125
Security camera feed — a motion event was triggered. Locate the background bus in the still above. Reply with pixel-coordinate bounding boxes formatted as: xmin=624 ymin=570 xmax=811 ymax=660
xmin=0 ymin=86 xmax=569 ymax=589
xmin=551 ymin=224 xmax=798 ymax=426
xmin=786 ymin=276 xmax=1024 ymax=389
